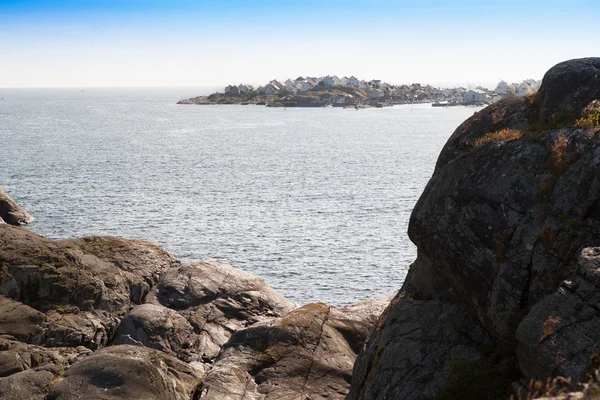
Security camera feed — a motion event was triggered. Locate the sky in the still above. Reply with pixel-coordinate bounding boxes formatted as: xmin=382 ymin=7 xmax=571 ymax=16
xmin=0 ymin=0 xmax=599 ymax=89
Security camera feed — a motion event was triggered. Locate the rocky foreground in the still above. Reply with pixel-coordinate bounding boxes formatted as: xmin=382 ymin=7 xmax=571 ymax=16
xmin=0 ymin=197 xmax=390 ymax=399
xmin=3 ymin=57 xmax=600 ymax=399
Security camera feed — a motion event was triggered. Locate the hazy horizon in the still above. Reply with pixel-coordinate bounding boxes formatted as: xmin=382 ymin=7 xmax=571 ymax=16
xmin=1 ymin=0 xmax=598 ymax=89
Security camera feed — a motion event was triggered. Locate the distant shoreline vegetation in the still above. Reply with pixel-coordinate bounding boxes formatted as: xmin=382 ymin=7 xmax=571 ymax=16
xmin=177 ymin=75 xmax=541 ymax=108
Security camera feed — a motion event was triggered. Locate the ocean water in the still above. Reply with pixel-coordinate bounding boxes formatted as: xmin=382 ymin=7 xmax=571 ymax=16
xmin=0 ymin=88 xmax=481 ymax=306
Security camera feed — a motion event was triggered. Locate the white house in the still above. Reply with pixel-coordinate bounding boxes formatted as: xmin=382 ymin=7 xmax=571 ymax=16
xmin=265 ymin=84 xmax=281 ymax=95
xmin=348 ymin=76 xmax=360 ymax=87
xmin=338 ymin=76 xmax=349 ymax=86
xmin=238 ymin=84 xmax=252 ymax=95
xmin=369 ymin=89 xmax=384 ymax=99
xmin=516 ymin=79 xmax=539 ymax=96
xmin=464 ymin=89 xmax=487 ymax=103
xmin=224 ymin=85 xmax=239 ymax=96
xmin=495 ymin=80 xmax=508 ymax=95
xmin=284 ymin=79 xmax=297 ymax=93
xmin=297 ymin=81 xmax=314 ymax=92
xmin=322 ymin=76 xmax=335 ymax=86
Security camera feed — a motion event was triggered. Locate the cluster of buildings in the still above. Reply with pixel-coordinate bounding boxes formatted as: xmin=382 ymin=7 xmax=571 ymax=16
xmin=222 ymin=76 xmax=541 ymax=106
xmin=460 ymin=79 xmax=541 ymax=104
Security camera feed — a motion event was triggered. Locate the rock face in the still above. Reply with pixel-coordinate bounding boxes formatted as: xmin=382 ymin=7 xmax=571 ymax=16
xmin=348 ymin=57 xmax=600 ymax=399
xmin=0 ymin=224 xmax=387 ymax=398
xmin=46 ymin=345 xmax=203 ymax=400
xmin=198 ymin=297 xmax=391 ymax=400
xmin=0 ymin=187 xmax=33 ymax=226
xmin=130 ymin=261 xmax=298 ymax=363
xmin=537 ymin=57 xmax=600 ymax=122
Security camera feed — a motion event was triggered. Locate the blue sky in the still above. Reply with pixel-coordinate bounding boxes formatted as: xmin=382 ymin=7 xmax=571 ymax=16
xmin=1 ymin=0 xmax=598 ymax=88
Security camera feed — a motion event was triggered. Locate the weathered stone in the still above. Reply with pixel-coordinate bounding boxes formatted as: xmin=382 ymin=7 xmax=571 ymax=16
xmin=42 ymin=310 xmax=119 ymax=350
xmin=46 ymin=345 xmax=203 ymax=400
xmin=349 ymin=58 xmax=600 ymax=398
xmin=0 ymin=296 xmax=45 ymax=343
xmin=516 ymin=247 xmax=600 ymax=382
xmin=147 ymin=261 xmax=296 ymax=362
xmin=0 ymin=336 xmax=88 ymax=378
xmin=112 ymin=303 xmax=197 ymax=362
xmin=537 ymin=57 xmax=600 ymax=122
xmin=347 ymin=293 xmax=492 ymax=400
xmin=198 ymin=298 xmax=390 ymax=400
xmin=0 ymin=187 xmax=34 ymax=226
xmin=0 ymin=368 xmax=56 ymax=400
xmin=0 ymin=225 xmax=179 ymax=314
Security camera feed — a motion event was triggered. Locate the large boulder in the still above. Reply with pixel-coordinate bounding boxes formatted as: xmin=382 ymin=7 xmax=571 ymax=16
xmin=143 ymin=261 xmax=296 ymax=362
xmin=537 ymin=57 xmax=600 ymax=122
xmin=0 ymin=187 xmax=34 ymax=226
xmin=46 ymin=345 xmax=204 ymax=400
xmin=349 ymin=57 xmax=600 ymax=399
xmin=0 ymin=336 xmax=90 ymax=399
xmin=198 ymin=297 xmax=390 ymax=400
xmin=0 ymin=225 xmax=179 ymax=314
xmin=408 ymin=57 xmax=600 ymax=344
xmin=112 ymin=303 xmax=199 ymax=363
xmin=0 ymin=225 xmax=180 ymax=353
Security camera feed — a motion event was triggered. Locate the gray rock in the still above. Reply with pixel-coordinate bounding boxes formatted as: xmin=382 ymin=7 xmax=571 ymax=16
xmin=0 ymin=335 xmax=89 ymax=378
xmin=0 ymin=187 xmax=34 ymax=226
xmin=0 ymin=225 xmax=179 ymax=314
xmin=537 ymin=57 xmax=600 ymax=122
xmin=46 ymin=345 xmax=204 ymax=400
xmin=42 ymin=310 xmax=119 ymax=350
xmin=516 ymin=247 xmax=600 ymax=382
xmin=347 ymin=293 xmax=492 ymax=400
xmin=0 ymin=296 xmax=45 ymax=343
xmin=350 ymin=58 xmax=600 ymax=398
xmin=0 ymin=368 xmax=56 ymax=400
xmin=147 ymin=261 xmax=296 ymax=361
xmin=112 ymin=303 xmax=197 ymax=362
xmin=198 ymin=298 xmax=390 ymax=400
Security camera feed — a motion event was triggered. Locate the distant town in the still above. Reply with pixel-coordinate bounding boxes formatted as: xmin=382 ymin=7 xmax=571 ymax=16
xmin=177 ymin=75 xmax=541 ymax=108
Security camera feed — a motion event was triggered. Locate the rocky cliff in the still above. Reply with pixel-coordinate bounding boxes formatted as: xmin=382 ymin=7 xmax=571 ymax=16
xmin=348 ymin=58 xmax=600 ymax=399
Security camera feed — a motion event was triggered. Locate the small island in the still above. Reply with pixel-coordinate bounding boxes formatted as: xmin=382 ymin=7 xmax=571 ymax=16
xmin=177 ymin=75 xmax=541 ymax=108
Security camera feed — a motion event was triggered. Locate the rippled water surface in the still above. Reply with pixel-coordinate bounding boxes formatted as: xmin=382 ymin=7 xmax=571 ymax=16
xmin=0 ymin=88 xmax=481 ymax=306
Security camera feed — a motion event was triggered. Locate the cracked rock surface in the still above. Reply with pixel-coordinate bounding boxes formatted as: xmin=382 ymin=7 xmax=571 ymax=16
xmin=348 ymin=57 xmax=600 ymax=400
xmin=0 ymin=222 xmax=388 ymax=398
xmin=198 ymin=297 xmax=391 ymax=400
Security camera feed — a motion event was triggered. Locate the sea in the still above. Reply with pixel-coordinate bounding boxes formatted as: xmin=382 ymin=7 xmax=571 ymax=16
xmin=0 ymin=88 xmax=481 ymax=306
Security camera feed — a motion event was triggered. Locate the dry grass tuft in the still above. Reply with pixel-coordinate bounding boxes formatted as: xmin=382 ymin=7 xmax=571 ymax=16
xmin=549 ymin=134 xmax=568 ymax=175
xmin=510 ymin=376 xmax=572 ymax=400
xmin=475 ymin=128 xmax=524 ymax=146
